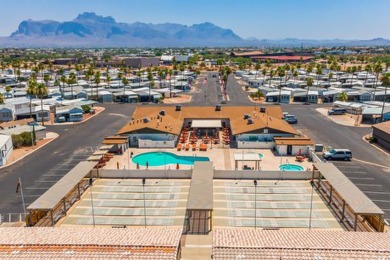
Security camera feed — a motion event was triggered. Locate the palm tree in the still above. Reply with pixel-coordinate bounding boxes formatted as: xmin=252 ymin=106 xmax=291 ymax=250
xmin=293 ymin=70 xmax=298 ymax=84
xmin=277 ymin=68 xmax=285 ymax=103
xmin=60 ymin=75 xmax=67 ymax=99
xmin=373 ymin=62 xmax=383 ymax=101
xmin=94 ymin=71 xmax=101 ymax=101
xmin=122 ymin=77 xmax=128 ymax=101
xmin=337 ymin=91 xmax=348 ymax=102
xmin=269 ymin=70 xmax=274 ymax=87
xmin=0 ymin=93 xmax=4 ymax=105
xmin=36 ymin=83 xmax=48 ymax=126
xmin=380 ymin=73 xmax=390 ymax=122
xmin=27 ymin=78 xmax=37 ymax=119
xmin=365 ymin=64 xmax=372 ymax=86
xmin=68 ymin=72 xmax=77 ymax=100
xmin=306 ymin=77 xmax=314 ymax=103
xmin=117 ymin=72 xmax=123 ymax=97
xmin=147 ymin=71 xmax=153 ymax=102
xmin=43 ymin=74 xmax=50 ymax=87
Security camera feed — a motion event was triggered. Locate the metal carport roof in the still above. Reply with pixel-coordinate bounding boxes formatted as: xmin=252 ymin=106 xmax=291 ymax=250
xmin=313 ymin=163 xmax=383 ymax=215
xmin=27 ymin=161 xmax=97 ymax=211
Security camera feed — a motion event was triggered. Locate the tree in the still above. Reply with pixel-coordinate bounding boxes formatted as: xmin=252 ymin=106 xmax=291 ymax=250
xmin=306 ymin=77 xmax=314 ymax=103
xmin=122 ymin=77 xmax=129 ymax=101
xmin=5 ymin=86 xmax=12 ymax=98
xmin=36 ymin=83 xmax=48 ymax=126
xmin=94 ymin=71 xmax=101 ymax=101
xmin=0 ymin=93 xmax=4 ymax=105
xmin=68 ymin=72 xmax=77 ymax=100
xmin=43 ymin=74 xmax=50 ymax=87
xmin=293 ymin=70 xmax=298 ymax=83
xmin=277 ymin=69 xmax=285 ymax=103
xmin=337 ymin=91 xmax=348 ymax=102
xmin=380 ymin=73 xmax=390 ymax=122
xmin=27 ymin=78 xmax=37 ymax=119
xmin=373 ymin=62 xmax=383 ymax=101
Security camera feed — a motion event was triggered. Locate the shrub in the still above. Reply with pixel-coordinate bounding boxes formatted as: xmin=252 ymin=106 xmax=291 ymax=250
xmin=81 ymin=105 xmax=91 ymax=114
xmin=12 ymin=131 xmax=34 ymax=148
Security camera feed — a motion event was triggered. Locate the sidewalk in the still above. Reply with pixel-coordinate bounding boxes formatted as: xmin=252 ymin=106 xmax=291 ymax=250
xmin=0 ymin=132 xmax=59 ymax=169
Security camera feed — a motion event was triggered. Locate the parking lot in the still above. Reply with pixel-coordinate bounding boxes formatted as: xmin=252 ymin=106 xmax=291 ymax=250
xmin=283 ymin=104 xmax=390 ymax=223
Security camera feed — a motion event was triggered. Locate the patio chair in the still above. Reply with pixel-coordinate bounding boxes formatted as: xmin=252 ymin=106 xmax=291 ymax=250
xmin=185 ymin=143 xmax=190 ymax=151
xmin=177 ymin=143 xmax=182 ymax=151
xmin=192 ymin=143 xmax=197 ymax=151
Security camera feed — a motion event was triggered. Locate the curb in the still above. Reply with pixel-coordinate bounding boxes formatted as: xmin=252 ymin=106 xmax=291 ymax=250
xmin=50 ymin=107 xmax=106 ymax=126
xmin=362 ymin=134 xmax=390 ymax=158
xmin=0 ymin=132 xmax=59 ymax=170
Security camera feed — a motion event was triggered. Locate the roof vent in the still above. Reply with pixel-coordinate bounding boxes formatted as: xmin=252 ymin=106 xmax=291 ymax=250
xmin=176 ymin=105 xmax=181 ymax=111
xmin=159 ymin=110 xmax=165 ymax=116
xmin=244 ymin=114 xmax=250 ymax=119
xmin=260 ymin=107 xmax=266 ymax=113
xmin=215 ymin=104 xmax=221 ymax=111
xmin=143 ymin=117 xmax=150 ymax=123
xmin=248 ymin=118 xmax=254 ymax=124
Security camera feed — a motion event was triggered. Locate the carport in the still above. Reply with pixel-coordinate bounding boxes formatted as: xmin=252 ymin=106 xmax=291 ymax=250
xmin=185 ymin=161 xmax=213 ymax=234
xmin=313 ymin=163 xmax=385 ymax=232
xmin=27 ymin=161 xmax=97 ymax=226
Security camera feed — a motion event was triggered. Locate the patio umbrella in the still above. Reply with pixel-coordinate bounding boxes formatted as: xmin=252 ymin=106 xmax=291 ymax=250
xmin=146 ymin=162 xmax=149 ymax=169
xmin=176 ymin=163 xmax=180 ymax=170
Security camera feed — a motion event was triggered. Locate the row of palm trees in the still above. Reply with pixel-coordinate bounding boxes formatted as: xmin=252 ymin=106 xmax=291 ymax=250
xmin=27 ymin=77 xmax=48 ymax=125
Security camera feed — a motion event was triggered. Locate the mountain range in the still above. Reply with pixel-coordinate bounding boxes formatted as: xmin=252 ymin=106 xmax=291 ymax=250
xmin=1 ymin=12 xmax=390 ymax=48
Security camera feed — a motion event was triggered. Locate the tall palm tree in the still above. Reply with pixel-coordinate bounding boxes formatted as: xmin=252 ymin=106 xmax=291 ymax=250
xmin=380 ymin=73 xmax=390 ymax=122
xmin=277 ymin=68 xmax=285 ymax=103
xmin=365 ymin=64 xmax=372 ymax=86
xmin=68 ymin=72 xmax=77 ymax=100
xmin=94 ymin=71 xmax=101 ymax=101
xmin=269 ymin=70 xmax=274 ymax=87
xmin=122 ymin=77 xmax=128 ymax=101
xmin=306 ymin=77 xmax=314 ymax=103
xmin=36 ymin=83 xmax=48 ymax=126
xmin=27 ymin=78 xmax=37 ymax=119
xmin=373 ymin=62 xmax=383 ymax=101
xmin=293 ymin=70 xmax=298 ymax=84
xmin=117 ymin=72 xmax=123 ymax=96
xmin=147 ymin=71 xmax=153 ymax=102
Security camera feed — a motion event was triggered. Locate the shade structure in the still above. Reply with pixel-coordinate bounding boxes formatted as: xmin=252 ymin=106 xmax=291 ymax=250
xmin=191 ymin=120 xmax=222 ymax=128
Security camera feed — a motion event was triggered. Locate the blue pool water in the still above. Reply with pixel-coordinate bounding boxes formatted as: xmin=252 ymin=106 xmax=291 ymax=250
xmin=279 ymin=164 xmax=304 ymax=171
xmin=132 ymin=151 xmax=210 ymax=166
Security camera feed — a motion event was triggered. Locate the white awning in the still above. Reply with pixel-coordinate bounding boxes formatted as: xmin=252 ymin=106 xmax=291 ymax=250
xmin=191 ymin=119 xmax=222 ymax=128
xmin=234 ymin=152 xmax=262 ymax=161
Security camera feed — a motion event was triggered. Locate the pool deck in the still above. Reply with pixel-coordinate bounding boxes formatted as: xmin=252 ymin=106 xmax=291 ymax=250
xmin=103 ymin=148 xmax=313 ymax=171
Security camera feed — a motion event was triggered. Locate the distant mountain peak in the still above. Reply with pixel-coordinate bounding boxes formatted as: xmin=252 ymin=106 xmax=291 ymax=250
xmin=74 ymin=12 xmax=116 ymax=24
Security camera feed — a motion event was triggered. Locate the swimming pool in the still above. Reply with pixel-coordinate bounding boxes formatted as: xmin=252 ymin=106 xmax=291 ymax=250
xmin=132 ymin=151 xmax=210 ymax=166
xmin=279 ymin=164 xmax=304 ymax=171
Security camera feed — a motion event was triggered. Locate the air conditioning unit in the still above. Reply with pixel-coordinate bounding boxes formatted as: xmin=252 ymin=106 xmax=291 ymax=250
xmin=215 ymin=104 xmax=221 ymax=111
xmin=176 ymin=105 xmax=181 ymax=111
xmin=159 ymin=110 xmax=165 ymax=116
xmin=260 ymin=107 xmax=266 ymax=113
xmin=248 ymin=118 xmax=254 ymax=124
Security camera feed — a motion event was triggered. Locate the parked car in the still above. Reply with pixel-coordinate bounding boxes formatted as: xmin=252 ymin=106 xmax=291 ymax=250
xmin=328 ymin=108 xmax=346 ymax=115
xmin=323 ymin=149 xmax=352 ymax=161
xmin=284 ymin=115 xmax=298 ymax=124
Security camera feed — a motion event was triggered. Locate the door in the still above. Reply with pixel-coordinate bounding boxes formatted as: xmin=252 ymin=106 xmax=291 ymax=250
xmin=287 ymin=145 xmax=293 ymax=155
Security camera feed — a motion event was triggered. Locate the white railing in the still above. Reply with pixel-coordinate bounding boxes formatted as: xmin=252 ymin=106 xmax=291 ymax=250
xmin=0 ymin=213 xmax=28 ymax=224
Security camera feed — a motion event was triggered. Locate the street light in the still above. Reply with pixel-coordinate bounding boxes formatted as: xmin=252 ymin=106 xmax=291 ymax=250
xmin=89 ymin=177 xmax=96 ymax=227
xmin=254 ymin=180 xmax=257 ymax=229
xmin=142 ymin=178 xmax=146 ymax=228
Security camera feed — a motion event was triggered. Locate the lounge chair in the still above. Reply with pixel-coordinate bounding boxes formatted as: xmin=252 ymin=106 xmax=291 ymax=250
xmin=192 ymin=143 xmax=197 ymax=151
xmin=185 ymin=143 xmax=190 ymax=151
xmin=177 ymin=143 xmax=182 ymax=151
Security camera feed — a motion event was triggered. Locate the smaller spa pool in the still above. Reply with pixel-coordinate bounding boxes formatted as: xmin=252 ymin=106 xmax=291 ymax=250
xmin=279 ymin=164 xmax=304 ymax=171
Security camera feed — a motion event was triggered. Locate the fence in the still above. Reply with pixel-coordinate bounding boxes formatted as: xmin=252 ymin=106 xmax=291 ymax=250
xmin=0 ymin=213 xmax=28 ymax=224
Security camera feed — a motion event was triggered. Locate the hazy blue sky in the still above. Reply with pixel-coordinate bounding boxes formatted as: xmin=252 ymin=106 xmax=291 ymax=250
xmin=3 ymin=0 xmax=390 ymax=39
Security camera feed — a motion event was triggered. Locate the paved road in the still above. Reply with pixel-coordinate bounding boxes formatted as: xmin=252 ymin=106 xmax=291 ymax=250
xmin=283 ymin=104 xmax=390 ymax=222
xmin=0 ymin=104 xmax=136 ymax=214
xmin=190 ymin=72 xmax=252 ymax=106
